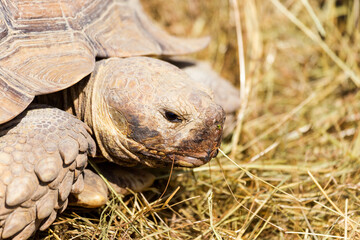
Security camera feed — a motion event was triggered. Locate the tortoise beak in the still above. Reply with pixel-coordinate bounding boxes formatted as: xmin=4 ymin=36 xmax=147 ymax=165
xmin=173 ymin=147 xmax=220 ymax=168
xmin=174 ymin=104 xmax=225 ymax=168
xmin=210 ymin=148 xmax=219 ymax=159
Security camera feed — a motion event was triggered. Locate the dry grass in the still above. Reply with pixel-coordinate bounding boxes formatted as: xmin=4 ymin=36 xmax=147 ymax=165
xmin=36 ymin=0 xmax=360 ymax=239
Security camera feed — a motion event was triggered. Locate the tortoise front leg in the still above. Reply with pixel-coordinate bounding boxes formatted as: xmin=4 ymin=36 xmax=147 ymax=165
xmin=0 ymin=105 xmax=95 ymax=239
xmin=71 ymin=163 xmax=155 ymax=208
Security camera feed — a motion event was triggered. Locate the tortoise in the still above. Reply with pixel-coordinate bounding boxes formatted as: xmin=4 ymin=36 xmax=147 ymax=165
xmin=0 ymin=0 xmax=238 ymax=239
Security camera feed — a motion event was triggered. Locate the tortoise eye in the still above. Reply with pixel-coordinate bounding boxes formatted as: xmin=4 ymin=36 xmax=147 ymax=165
xmin=164 ymin=111 xmax=182 ymax=123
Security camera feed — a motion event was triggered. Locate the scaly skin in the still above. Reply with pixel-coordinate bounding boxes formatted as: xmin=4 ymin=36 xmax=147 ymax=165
xmin=70 ymin=166 xmax=155 ymax=208
xmin=0 ymin=106 xmax=95 ymax=240
xmin=168 ymin=58 xmax=240 ymax=136
xmin=80 ymin=57 xmax=225 ymax=168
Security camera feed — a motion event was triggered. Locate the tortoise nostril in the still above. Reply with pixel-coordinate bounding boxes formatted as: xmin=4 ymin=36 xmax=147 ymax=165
xmin=205 ymin=104 xmax=225 ymax=126
xmin=217 ymin=106 xmax=226 ymax=124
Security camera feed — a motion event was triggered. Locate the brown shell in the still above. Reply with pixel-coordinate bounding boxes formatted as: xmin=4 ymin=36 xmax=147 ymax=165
xmin=0 ymin=0 xmax=210 ymax=124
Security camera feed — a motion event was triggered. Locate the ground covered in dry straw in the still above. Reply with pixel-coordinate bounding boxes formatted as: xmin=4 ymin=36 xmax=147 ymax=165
xmin=36 ymin=0 xmax=360 ymax=239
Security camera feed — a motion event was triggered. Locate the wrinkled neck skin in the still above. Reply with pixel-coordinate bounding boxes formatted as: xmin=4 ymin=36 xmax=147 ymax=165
xmin=79 ymin=67 xmax=143 ymax=167
xmin=77 ymin=57 xmax=225 ymax=168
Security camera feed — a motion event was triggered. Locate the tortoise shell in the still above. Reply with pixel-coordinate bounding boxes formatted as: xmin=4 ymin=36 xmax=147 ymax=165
xmin=0 ymin=0 xmax=209 ymax=123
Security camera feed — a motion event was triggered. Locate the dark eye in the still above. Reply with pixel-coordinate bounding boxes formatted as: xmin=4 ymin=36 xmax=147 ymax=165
xmin=164 ymin=111 xmax=182 ymax=123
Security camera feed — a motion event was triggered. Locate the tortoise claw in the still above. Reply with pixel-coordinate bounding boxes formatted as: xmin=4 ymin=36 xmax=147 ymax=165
xmin=70 ymin=169 xmax=108 ymax=208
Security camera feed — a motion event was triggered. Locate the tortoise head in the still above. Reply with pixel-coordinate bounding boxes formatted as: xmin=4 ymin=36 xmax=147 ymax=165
xmin=88 ymin=57 xmax=225 ymax=167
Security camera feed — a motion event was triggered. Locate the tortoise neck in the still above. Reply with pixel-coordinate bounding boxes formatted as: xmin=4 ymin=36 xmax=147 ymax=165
xmin=74 ymin=75 xmax=95 ymax=129
xmin=34 ymin=75 xmax=94 ymax=127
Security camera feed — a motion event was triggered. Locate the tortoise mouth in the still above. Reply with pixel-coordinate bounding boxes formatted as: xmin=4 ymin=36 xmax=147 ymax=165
xmin=137 ymin=147 xmax=220 ymax=168
xmin=169 ymin=148 xmax=219 ymax=167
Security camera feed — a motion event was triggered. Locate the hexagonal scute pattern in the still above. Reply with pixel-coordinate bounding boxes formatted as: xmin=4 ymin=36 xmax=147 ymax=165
xmin=0 ymin=0 xmax=209 ymax=124
xmin=0 ymin=105 xmax=95 ymax=239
